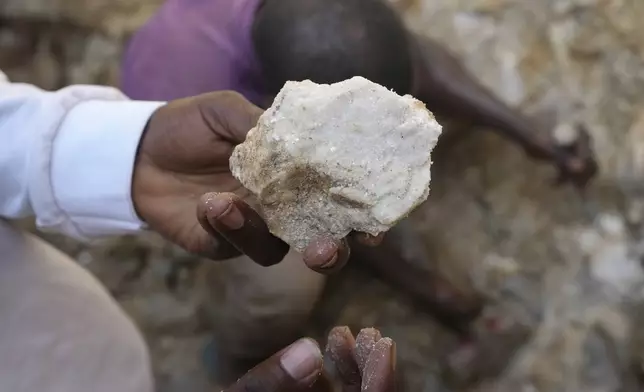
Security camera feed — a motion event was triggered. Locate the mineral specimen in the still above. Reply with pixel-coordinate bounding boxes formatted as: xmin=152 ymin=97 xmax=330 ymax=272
xmin=229 ymin=76 xmax=442 ymax=252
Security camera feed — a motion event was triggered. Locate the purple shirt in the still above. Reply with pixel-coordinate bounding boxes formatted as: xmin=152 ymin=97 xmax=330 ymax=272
xmin=121 ymin=0 xmax=265 ymax=106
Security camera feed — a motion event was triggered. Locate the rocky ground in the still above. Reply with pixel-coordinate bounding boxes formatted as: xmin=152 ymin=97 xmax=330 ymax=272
xmin=4 ymin=0 xmax=644 ymax=390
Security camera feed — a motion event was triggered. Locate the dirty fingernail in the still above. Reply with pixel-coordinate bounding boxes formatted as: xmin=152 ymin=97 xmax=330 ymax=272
xmin=207 ymin=195 xmax=244 ymax=230
xmin=318 ymin=252 xmax=338 ymax=269
xmin=304 ymin=237 xmax=339 ymax=269
xmin=356 ymin=328 xmax=382 ymax=370
xmin=362 ymin=338 xmax=396 ymax=391
xmin=280 ymin=338 xmax=322 ymax=381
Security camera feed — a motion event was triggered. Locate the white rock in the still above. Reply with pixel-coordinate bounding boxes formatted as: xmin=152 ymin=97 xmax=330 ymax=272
xmin=230 ymin=76 xmax=442 ymax=252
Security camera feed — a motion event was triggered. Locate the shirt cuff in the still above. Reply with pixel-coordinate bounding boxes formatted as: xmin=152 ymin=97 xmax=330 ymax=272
xmin=51 ymin=99 xmax=165 ymax=238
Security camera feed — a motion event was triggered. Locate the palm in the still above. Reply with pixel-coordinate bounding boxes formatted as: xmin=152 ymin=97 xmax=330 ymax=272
xmin=222 ymin=327 xmax=396 ymax=392
xmin=133 ymin=90 xmax=361 ymax=270
xmin=133 ymin=92 xmax=261 ymax=258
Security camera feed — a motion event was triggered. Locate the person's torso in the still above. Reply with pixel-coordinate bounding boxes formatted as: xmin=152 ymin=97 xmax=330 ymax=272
xmin=121 ymin=0 xmax=265 ymax=106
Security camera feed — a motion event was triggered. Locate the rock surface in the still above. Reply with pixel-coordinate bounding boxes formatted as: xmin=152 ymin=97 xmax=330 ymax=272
xmin=230 ymin=77 xmax=442 ymax=251
xmin=6 ymin=0 xmax=644 ymax=391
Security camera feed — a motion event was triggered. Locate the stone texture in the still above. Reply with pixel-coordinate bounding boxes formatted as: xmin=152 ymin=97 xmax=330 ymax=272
xmin=230 ymin=77 xmax=442 ymax=252
xmin=6 ymin=0 xmax=644 ymax=391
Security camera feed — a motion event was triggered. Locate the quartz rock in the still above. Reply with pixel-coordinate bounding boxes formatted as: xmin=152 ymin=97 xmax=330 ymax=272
xmin=230 ymin=76 xmax=443 ymax=252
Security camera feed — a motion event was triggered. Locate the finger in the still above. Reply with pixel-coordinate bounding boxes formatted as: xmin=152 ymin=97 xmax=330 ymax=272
xmin=200 ymin=192 xmax=290 ymax=266
xmin=354 ymin=328 xmax=382 ymax=372
xmin=361 ymin=338 xmax=396 ymax=392
xmin=325 ymin=326 xmax=361 ymax=392
xmin=197 ymin=91 xmax=264 ymax=144
xmin=196 ymin=200 xmax=244 ymax=260
xmin=303 ymin=236 xmax=350 ymax=274
xmin=422 ymin=277 xmax=484 ymax=335
xmin=308 ymin=372 xmax=335 ymax=392
xmin=575 ymin=123 xmax=592 ymax=153
xmin=225 ymin=338 xmax=323 ymax=392
xmin=351 ymin=232 xmax=385 ymax=247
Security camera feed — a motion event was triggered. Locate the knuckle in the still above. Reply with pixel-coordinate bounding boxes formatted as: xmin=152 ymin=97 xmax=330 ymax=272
xmin=216 ymin=90 xmax=247 ymax=106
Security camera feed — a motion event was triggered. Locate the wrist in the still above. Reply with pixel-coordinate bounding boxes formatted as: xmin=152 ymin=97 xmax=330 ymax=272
xmin=131 ymin=115 xmax=155 ymax=223
xmin=131 ymin=158 xmax=157 ymax=225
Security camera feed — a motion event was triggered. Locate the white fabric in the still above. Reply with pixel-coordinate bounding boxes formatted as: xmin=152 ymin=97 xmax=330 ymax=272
xmin=0 ymin=221 xmax=154 ymax=392
xmin=0 ymin=70 xmax=165 ymax=240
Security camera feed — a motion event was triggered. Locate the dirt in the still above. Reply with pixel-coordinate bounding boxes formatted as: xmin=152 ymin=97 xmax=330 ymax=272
xmin=4 ymin=0 xmax=644 ymax=390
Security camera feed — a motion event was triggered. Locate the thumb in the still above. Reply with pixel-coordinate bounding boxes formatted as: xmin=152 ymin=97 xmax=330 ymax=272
xmin=225 ymin=338 xmax=324 ymax=392
xmin=196 ymin=90 xmax=264 ymax=144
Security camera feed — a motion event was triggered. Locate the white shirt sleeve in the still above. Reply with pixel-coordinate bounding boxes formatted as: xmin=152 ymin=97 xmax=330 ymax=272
xmin=0 ymin=70 xmax=165 ymax=240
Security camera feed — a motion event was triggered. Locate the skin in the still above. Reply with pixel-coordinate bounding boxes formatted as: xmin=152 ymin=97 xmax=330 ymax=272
xmin=251 ymin=26 xmax=599 ymax=336
xmin=349 ymin=220 xmax=484 ymax=334
xmin=401 ymin=33 xmax=600 ymax=375
xmin=222 ymin=326 xmax=395 ymax=392
xmin=133 ymin=12 xmax=599 ymax=360
xmin=131 ymin=91 xmax=380 ymax=269
xmin=125 ymin=6 xmax=602 ymax=386
xmin=336 ymin=32 xmax=600 ymax=334
xmin=323 ymin=327 xmax=397 ymax=392
xmin=409 ymin=35 xmax=598 ymax=187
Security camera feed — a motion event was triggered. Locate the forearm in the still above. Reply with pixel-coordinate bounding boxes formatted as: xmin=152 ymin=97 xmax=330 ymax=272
xmin=454 ymin=90 xmax=559 ymax=161
xmin=350 ymin=219 xmax=483 ymax=334
xmin=0 ymin=70 xmax=164 ymax=240
xmin=413 ymin=37 xmax=557 ymax=161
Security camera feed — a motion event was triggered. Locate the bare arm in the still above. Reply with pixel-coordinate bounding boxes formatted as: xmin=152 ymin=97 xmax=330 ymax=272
xmin=410 ymin=35 xmax=597 ymax=187
xmin=349 ymin=219 xmax=483 ymax=334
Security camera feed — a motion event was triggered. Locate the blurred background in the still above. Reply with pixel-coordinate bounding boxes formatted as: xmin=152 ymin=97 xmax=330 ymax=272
xmin=4 ymin=0 xmax=644 ymax=390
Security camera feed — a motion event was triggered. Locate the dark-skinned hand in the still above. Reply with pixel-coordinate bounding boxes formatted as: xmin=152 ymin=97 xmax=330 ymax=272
xmin=411 ymin=35 xmax=599 ymax=190
xmin=131 ymin=91 xmax=381 ymax=271
xmin=323 ymin=326 xmax=396 ymax=392
xmin=550 ymin=124 xmax=598 ymax=189
xmin=222 ymin=326 xmax=396 ymax=392
xmin=518 ymin=123 xmax=598 ymax=189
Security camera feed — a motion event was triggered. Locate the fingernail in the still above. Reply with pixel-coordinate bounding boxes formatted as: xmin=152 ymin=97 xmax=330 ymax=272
xmin=362 ymin=338 xmax=396 ymax=391
xmin=207 ymin=196 xmax=244 ymax=230
xmin=280 ymin=338 xmax=322 ymax=381
xmin=318 ymin=252 xmax=338 ymax=269
xmin=356 ymin=328 xmax=381 ymax=369
xmin=304 ymin=237 xmax=339 ymax=269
